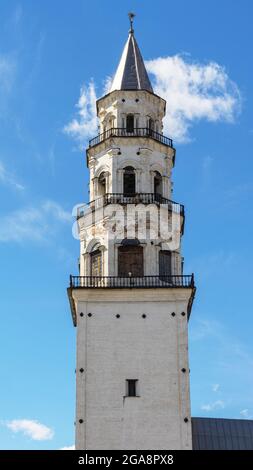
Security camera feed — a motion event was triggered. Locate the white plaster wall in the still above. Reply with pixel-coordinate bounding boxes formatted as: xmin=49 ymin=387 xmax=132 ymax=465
xmin=97 ymin=90 xmax=166 ymax=133
xmin=87 ymin=88 xmax=174 ymax=202
xmin=89 ymin=141 xmax=174 ymax=201
xmin=73 ymin=289 xmax=192 ymax=450
xmin=78 ymin=224 xmax=182 ymax=277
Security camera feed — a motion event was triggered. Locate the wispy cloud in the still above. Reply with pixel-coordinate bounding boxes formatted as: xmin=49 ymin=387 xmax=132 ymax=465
xmin=223 ymin=182 xmax=253 ymax=208
xmin=11 ymin=5 xmax=23 ymax=26
xmin=145 ymin=54 xmax=241 ymax=142
xmin=240 ymin=409 xmax=253 ymax=419
xmin=0 ymin=160 xmax=25 ymax=191
xmin=60 ymin=444 xmax=75 ymax=450
xmin=25 ymin=32 xmax=46 ymax=92
xmin=64 ymin=81 xmax=98 ymax=146
xmin=202 ymin=155 xmax=214 ymax=173
xmin=103 ymin=75 xmax=113 ymax=95
xmin=190 ymin=315 xmax=253 ymax=414
xmin=0 ymin=55 xmax=16 ymax=93
xmin=201 ymin=400 xmax=225 ymax=412
xmin=190 ymin=316 xmax=253 ymax=373
xmin=42 ymin=200 xmax=71 ymax=223
xmin=190 ymin=318 xmax=221 ymax=342
xmin=189 ymin=250 xmax=237 ymax=282
xmin=5 ymin=419 xmax=54 ymax=441
xmin=0 ymin=200 xmax=71 ymax=243
xmin=212 ymin=384 xmax=220 ymax=393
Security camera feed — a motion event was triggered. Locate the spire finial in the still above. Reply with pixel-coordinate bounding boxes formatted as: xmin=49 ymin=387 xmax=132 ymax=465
xmin=128 ymin=12 xmax=135 ymax=34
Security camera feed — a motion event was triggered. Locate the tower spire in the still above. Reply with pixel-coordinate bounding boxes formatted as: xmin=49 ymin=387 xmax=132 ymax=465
xmin=128 ymin=12 xmax=135 ymax=34
xmin=110 ymin=13 xmax=153 ymax=93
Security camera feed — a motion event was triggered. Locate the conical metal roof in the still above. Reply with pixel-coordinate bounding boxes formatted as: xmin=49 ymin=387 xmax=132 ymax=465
xmin=110 ymin=31 xmax=153 ymax=93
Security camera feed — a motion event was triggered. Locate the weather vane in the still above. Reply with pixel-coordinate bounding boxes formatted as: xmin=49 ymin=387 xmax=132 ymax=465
xmin=128 ymin=12 xmax=135 ymax=34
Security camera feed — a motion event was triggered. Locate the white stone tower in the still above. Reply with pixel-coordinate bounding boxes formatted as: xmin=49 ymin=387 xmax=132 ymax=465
xmin=68 ymin=14 xmax=195 ymax=450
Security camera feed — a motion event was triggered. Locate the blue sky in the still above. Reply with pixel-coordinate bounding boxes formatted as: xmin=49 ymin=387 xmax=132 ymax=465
xmin=0 ymin=0 xmax=253 ymax=449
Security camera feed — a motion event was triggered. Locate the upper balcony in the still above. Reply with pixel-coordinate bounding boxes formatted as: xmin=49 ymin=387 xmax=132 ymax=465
xmin=88 ymin=127 xmax=174 ymax=150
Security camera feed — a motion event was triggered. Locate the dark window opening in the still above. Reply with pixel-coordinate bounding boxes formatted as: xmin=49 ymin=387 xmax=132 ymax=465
xmin=148 ymin=118 xmax=154 ymax=131
xmin=159 ymin=250 xmax=172 ymax=277
xmin=123 ymin=166 xmax=135 ymax=195
xmin=126 ymin=379 xmax=138 ymax=397
xmin=126 ymin=114 xmax=134 ymax=133
xmin=118 ymin=245 xmax=143 ymax=277
xmin=90 ymin=249 xmax=102 ymax=276
xmin=98 ymin=172 xmax=106 ymax=196
xmin=154 ymin=171 xmax=162 ymax=199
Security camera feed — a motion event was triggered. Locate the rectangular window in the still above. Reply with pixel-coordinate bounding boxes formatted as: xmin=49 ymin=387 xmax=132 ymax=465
xmin=126 ymin=379 xmax=138 ymax=397
xmin=126 ymin=115 xmax=134 ymax=133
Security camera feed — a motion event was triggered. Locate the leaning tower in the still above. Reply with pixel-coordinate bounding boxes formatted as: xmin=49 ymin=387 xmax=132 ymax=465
xmin=68 ymin=15 xmax=195 ymax=450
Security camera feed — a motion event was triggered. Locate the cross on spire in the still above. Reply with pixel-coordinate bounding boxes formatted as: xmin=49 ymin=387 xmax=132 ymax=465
xmin=128 ymin=12 xmax=135 ymax=34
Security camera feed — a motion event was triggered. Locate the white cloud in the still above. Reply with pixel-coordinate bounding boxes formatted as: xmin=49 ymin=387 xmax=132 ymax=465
xmin=240 ymin=409 xmax=253 ymax=419
xmin=6 ymin=419 xmax=54 ymax=441
xmin=64 ymin=81 xmax=98 ymax=146
xmin=201 ymin=400 xmax=225 ymax=412
xmin=0 ymin=200 xmax=71 ymax=243
xmin=64 ymin=55 xmax=240 ymax=146
xmin=145 ymin=54 xmax=241 ymax=142
xmin=103 ymin=75 xmax=113 ymax=95
xmin=0 ymin=161 xmax=25 ymax=191
xmin=212 ymin=384 xmax=220 ymax=392
xmin=60 ymin=444 xmax=75 ymax=450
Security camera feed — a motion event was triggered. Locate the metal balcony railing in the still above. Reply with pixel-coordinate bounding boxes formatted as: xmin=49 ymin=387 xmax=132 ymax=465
xmin=88 ymin=127 xmax=173 ymax=149
xmin=70 ymin=274 xmax=194 ymax=289
xmin=76 ymin=193 xmax=184 ymax=219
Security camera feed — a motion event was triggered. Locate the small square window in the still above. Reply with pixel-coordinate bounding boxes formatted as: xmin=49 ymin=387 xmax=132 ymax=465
xmin=126 ymin=379 xmax=138 ymax=397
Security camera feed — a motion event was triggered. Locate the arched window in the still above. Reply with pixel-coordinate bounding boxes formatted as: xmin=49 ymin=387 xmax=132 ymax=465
xmin=154 ymin=171 xmax=163 ymax=199
xmin=90 ymin=245 xmax=102 ymax=276
xmin=98 ymin=172 xmax=107 ymax=197
xmin=123 ymin=166 xmax=135 ymax=195
xmin=159 ymin=250 xmax=172 ymax=278
xmin=126 ymin=114 xmax=134 ymax=133
xmin=118 ymin=240 xmax=143 ymax=277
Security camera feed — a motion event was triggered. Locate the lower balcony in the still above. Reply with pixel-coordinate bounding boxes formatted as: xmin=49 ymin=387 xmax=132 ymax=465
xmin=69 ymin=274 xmax=194 ymax=289
xmin=77 ymin=193 xmax=184 ymax=219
